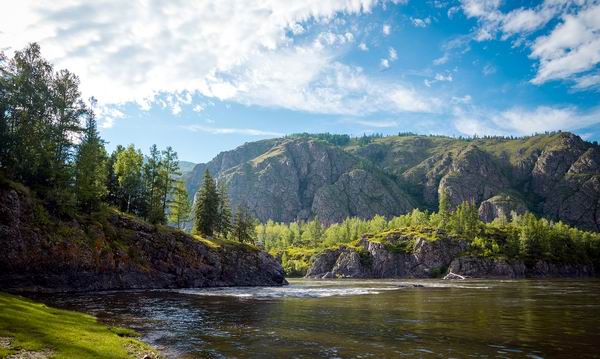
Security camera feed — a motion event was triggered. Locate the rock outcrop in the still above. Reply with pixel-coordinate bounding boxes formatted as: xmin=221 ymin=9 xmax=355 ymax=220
xmin=305 ymin=230 xmax=468 ymax=279
xmin=305 ymin=231 xmax=595 ymax=280
xmin=446 ymin=255 xmax=595 ymax=279
xmin=0 ymin=185 xmax=287 ymax=293
xmin=478 ymin=194 xmax=528 ymax=222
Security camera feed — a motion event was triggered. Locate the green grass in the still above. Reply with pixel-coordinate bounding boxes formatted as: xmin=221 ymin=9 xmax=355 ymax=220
xmin=0 ymin=292 xmax=159 ymax=358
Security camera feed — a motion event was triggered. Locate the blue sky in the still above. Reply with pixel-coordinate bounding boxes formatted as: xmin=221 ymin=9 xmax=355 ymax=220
xmin=1 ymin=0 xmax=599 ymax=163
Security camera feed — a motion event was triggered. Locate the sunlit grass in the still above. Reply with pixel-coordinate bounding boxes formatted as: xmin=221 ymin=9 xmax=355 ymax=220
xmin=0 ymin=292 xmax=159 ymax=358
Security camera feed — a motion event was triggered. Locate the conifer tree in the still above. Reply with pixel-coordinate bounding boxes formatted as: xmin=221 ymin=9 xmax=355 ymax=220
xmin=169 ymin=179 xmax=191 ymax=230
xmin=160 ymin=146 xmax=180 ymax=218
xmin=216 ymin=180 xmax=232 ymax=236
xmin=193 ymin=169 xmax=219 ymax=237
xmin=233 ymin=202 xmax=256 ymax=244
xmin=438 ymin=189 xmax=449 ymax=229
xmin=74 ymin=112 xmax=107 ymax=212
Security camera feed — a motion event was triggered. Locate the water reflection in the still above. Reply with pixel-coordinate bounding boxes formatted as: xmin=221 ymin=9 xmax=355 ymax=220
xmin=34 ymin=279 xmax=600 ymax=358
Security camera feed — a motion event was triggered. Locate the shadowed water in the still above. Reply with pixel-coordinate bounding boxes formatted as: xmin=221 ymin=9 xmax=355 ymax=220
xmin=35 ymin=279 xmax=600 ymax=358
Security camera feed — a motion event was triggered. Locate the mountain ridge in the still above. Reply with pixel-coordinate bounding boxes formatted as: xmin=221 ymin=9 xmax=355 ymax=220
xmin=184 ymin=132 xmax=600 ymax=231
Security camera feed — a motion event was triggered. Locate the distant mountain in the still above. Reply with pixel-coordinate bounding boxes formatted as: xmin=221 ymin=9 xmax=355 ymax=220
xmin=183 ymin=132 xmax=600 ymax=231
xmin=178 ymin=161 xmax=197 ymax=176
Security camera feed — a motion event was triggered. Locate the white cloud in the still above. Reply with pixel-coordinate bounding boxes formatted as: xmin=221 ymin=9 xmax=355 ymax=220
xmin=380 ymin=58 xmax=390 ymax=68
xmin=184 ymin=125 xmax=283 ymax=136
xmin=411 ymin=17 xmax=431 ymax=28
xmin=460 ymin=0 xmax=600 ymax=88
xmin=453 ymin=105 xmax=600 ymax=136
xmin=389 ymin=47 xmax=398 ymax=61
xmin=425 ymin=72 xmax=453 ymax=87
xmin=215 ymin=43 xmax=438 ymax=115
xmin=433 ymin=54 xmax=449 ymax=65
xmin=358 ymin=42 xmax=369 ymax=51
xmin=343 ymin=119 xmax=399 ymax=127
xmin=97 ymin=107 xmax=124 ymax=129
xmin=192 ymin=104 xmax=204 ymax=113
xmin=482 ymin=63 xmax=496 ymax=76
xmin=530 ymin=4 xmax=600 ymax=86
xmin=382 ymin=24 xmax=391 ymax=35
xmin=492 ymin=106 xmax=599 ymax=134
xmin=0 ymin=0 xmax=381 ymax=112
xmin=434 ymin=73 xmax=453 ymax=82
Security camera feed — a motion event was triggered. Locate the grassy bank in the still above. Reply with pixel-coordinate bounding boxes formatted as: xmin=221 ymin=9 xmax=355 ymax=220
xmin=0 ymin=292 xmax=159 ymax=358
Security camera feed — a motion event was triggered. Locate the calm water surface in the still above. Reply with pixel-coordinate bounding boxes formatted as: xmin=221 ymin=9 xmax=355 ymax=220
xmin=36 ymin=279 xmax=600 ymax=358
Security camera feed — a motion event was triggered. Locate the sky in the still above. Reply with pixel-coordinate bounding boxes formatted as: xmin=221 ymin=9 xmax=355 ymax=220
xmin=1 ymin=0 xmax=600 ymax=163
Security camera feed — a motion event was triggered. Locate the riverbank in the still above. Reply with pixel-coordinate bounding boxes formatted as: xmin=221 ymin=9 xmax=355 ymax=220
xmin=0 ymin=182 xmax=286 ymax=293
xmin=0 ymin=292 xmax=159 ymax=358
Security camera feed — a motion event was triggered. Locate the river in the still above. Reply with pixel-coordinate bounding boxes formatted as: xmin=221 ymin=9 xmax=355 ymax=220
xmin=35 ymin=279 xmax=600 ymax=358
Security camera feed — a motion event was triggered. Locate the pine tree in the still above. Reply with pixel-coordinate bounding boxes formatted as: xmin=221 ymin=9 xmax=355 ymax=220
xmin=169 ymin=179 xmax=191 ymax=230
xmin=216 ymin=180 xmax=232 ymax=237
xmin=233 ymin=203 xmax=256 ymax=243
xmin=193 ymin=169 xmax=219 ymax=237
xmin=73 ymin=111 xmax=107 ymax=213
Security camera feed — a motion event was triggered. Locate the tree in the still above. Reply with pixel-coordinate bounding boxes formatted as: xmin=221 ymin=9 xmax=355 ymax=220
xmin=0 ymin=43 xmax=86 ymax=201
xmin=193 ymin=169 xmax=219 ymax=237
xmin=438 ymin=189 xmax=449 ymax=229
xmin=159 ymin=146 xmax=180 ymax=219
xmin=233 ymin=203 xmax=256 ymax=244
xmin=74 ymin=111 xmax=107 ymax=212
xmin=114 ymin=145 xmax=144 ymax=213
xmin=216 ymin=180 xmax=232 ymax=236
xmin=105 ymin=145 xmax=124 ymax=207
xmin=169 ymin=179 xmax=191 ymax=230
xmin=142 ymin=144 xmax=164 ymax=223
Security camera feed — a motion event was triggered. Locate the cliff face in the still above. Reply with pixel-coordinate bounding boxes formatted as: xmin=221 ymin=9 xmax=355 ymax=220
xmin=185 ymin=132 xmax=600 ymax=231
xmin=0 ymin=185 xmax=286 ymax=293
xmin=304 ymin=231 xmax=595 ymax=279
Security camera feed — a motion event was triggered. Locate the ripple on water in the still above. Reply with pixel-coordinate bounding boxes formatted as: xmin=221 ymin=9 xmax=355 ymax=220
xmin=176 ymin=285 xmax=404 ymax=299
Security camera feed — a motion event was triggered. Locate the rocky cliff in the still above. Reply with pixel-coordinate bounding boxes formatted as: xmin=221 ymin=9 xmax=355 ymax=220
xmin=0 ymin=184 xmax=286 ymax=293
xmin=185 ymin=132 xmax=600 ymax=231
xmin=305 ymin=230 xmax=596 ymax=279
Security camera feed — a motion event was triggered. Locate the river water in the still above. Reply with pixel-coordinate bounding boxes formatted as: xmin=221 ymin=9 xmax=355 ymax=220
xmin=35 ymin=279 xmax=600 ymax=358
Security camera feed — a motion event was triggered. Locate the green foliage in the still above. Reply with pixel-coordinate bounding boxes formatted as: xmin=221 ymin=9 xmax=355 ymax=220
xmin=289 ymin=133 xmax=351 ymax=146
xmin=215 ymin=180 xmax=232 ymax=236
xmin=258 ymin=201 xmax=600 ymax=271
xmin=114 ymin=145 xmax=144 ymax=214
xmin=270 ymin=247 xmax=320 ymax=277
xmin=169 ymin=179 xmax=192 ymax=230
xmin=232 ymin=202 xmax=256 ymax=243
xmin=74 ymin=113 xmax=107 ymax=213
xmin=193 ymin=169 xmax=220 ymax=237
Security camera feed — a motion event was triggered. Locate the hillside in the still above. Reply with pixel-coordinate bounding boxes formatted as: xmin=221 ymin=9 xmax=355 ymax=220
xmin=184 ymin=132 xmax=600 ymax=231
xmin=0 ymin=180 xmax=286 ymax=292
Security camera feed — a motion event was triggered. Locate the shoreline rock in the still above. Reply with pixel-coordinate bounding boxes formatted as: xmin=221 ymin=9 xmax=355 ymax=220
xmin=0 ymin=187 xmax=287 ymax=293
xmin=304 ymin=231 xmax=596 ymax=280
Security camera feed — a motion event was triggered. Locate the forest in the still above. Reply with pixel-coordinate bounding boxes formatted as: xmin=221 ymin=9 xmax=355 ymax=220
xmin=0 ymin=43 xmax=253 ymax=243
xmin=259 ymin=196 xmax=600 ymax=276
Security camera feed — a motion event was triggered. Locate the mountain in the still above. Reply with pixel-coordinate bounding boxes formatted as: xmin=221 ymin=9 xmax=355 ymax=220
xmin=178 ymin=161 xmax=197 ymax=176
xmin=184 ymin=132 xmax=600 ymax=231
